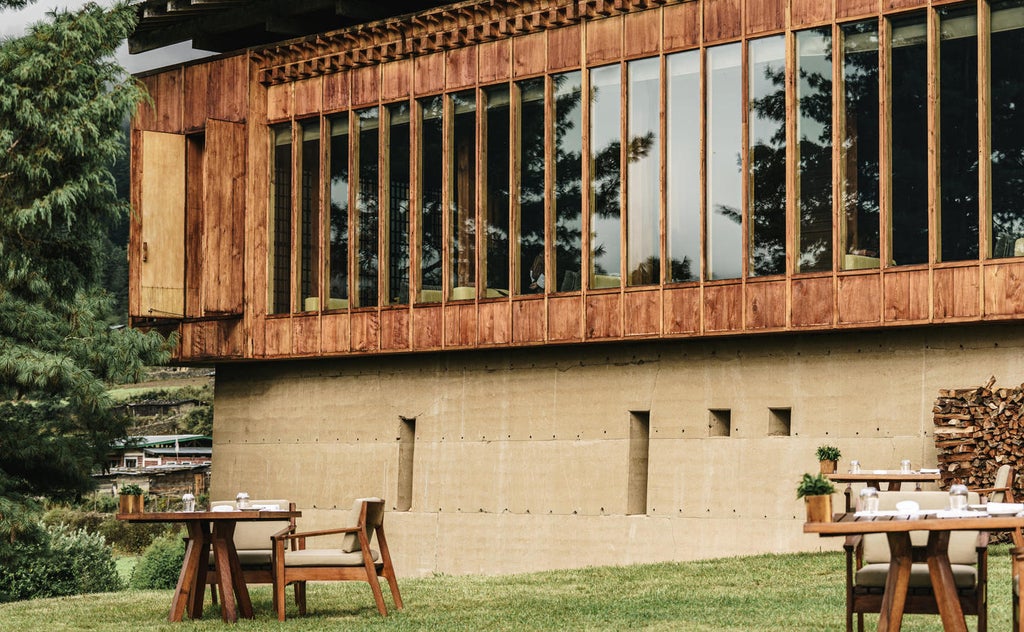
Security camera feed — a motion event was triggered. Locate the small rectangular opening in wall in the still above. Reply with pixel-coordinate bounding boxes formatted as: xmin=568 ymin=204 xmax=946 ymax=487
xmin=397 ymin=417 xmax=415 ymax=511
xmin=627 ymin=411 xmax=650 ymax=516
xmin=768 ymin=407 xmax=792 ymax=436
xmin=708 ymin=409 xmax=731 ymax=437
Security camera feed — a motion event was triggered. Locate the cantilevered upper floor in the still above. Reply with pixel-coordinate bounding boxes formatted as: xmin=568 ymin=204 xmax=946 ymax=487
xmin=128 ymin=0 xmax=1024 ymax=363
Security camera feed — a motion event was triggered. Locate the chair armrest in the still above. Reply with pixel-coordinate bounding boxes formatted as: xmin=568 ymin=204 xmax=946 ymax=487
xmin=972 ymin=486 xmax=1006 ymax=494
xmin=976 ymin=531 xmax=990 ymax=551
xmin=271 ymin=525 xmax=296 ymax=539
xmin=273 ymin=526 xmax=360 ymax=542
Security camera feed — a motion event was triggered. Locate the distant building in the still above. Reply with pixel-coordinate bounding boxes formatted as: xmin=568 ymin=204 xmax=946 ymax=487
xmin=108 ymin=434 xmax=212 ymax=470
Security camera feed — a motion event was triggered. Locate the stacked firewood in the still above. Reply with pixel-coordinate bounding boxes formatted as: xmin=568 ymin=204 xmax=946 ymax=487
xmin=933 ymin=376 xmax=1024 ymax=491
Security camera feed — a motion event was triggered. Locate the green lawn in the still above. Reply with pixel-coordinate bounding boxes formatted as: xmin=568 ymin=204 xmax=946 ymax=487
xmin=1 ymin=547 xmax=1013 ymax=631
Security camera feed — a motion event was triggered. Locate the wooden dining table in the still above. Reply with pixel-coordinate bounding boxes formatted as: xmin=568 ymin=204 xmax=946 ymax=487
xmin=118 ymin=509 xmax=301 ymax=623
xmin=805 ymin=511 xmax=1024 ymax=632
xmin=827 ymin=471 xmax=942 ymax=511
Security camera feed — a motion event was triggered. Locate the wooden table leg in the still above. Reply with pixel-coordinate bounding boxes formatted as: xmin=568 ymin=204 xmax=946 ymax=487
xmin=878 ymin=532 xmax=913 ymax=632
xmin=169 ymin=520 xmax=206 ymax=622
xmin=188 ymin=530 xmax=211 ymax=619
xmin=925 ymin=530 xmax=968 ymax=632
xmin=217 ymin=521 xmax=254 ymax=619
xmin=210 ymin=522 xmax=238 ymax=622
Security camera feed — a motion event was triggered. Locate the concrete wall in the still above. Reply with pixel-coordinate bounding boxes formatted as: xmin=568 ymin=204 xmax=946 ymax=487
xmin=210 ymin=323 xmax=1024 ymax=576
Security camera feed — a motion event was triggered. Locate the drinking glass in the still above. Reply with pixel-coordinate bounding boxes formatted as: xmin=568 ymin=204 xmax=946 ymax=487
xmin=849 ymin=460 xmax=861 ymax=474
xmin=900 ymin=459 xmax=912 ymax=474
xmin=949 ymin=484 xmax=969 ymax=511
xmin=860 ymin=487 xmax=879 ymax=513
xmin=182 ymin=493 xmax=195 ymax=512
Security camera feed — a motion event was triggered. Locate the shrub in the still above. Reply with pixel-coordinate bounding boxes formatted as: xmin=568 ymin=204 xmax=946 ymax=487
xmin=40 ymin=507 xmax=105 ymax=533
xmin=130 ymin=533 xmax=185 ymax=590
xmin=97 ymin=517 xmax=165 ymax=555
xmin=0 ymin=525 xmax=123 ymax=602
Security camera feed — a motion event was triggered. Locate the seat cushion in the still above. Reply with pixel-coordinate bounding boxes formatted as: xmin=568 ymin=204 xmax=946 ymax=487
xmin=208 ymin=549 xmax=273 ymax=567
xmin=210 ymin=499 xmax=292 ymax=551
xmin=856 ymin=563 xmax=977 ymax=589
xmin=285 ymin=548 xmax=380 ymax=567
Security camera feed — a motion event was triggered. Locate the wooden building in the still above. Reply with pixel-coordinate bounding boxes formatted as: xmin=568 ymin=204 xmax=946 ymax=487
xmin=129 ymin=0 xmax=1024 ymax=575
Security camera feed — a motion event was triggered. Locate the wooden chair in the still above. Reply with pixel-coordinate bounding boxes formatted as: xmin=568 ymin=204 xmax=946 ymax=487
xmin=204 ymin=499 xmax=298 ymax=613
xmin=844 ymin=490 xmax=989 ymax=632
xmin=974 ymin=464 xmax=1016 ymax=504
xmin=272 ymin=497 xmax=402 ymax=620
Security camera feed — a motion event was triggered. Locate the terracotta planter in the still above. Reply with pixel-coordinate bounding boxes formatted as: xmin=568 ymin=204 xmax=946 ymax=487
xmin=119 ymin=494 xmax=144 ymax=514
xmin=805 ymin=494 xmax=833 ymax=523
xmin=819 ymin=459 xmax=837 ymax=474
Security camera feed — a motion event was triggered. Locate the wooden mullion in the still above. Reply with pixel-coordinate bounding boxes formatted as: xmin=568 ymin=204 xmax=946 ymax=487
xmin=442 ymin=93 xmax=453 ymax=305
xmin=620 ymin=60 xmax=628 ymax=293
xmin=410 ymin=98 xmax=422 ymax=305
xmin=478 ymin=86 xmax=487 ymax=301
xmin=348 ymin=110 xmax=359 ymax=309
xmin=290 ymin=119 xmax=301 ymax=316
xmin=511 ymin=80 xmax=523 ymax=296
xmin=658 ymin=51 xmax=667 ymax=333
xmin=927 ymin=7 xmax=938 ymax=321
xmin=740 ymin=37 xmax=749 ymax=330
xmin=977 ymin=0 xmax=990 ymax=317
xmin=581 ymin=64 xmax=592 ymax=292
xmin=880 ymin=15 xmax=892 ymax=273
xmin=785 ymin=28 xmax=797 ymax=333
xmin=381 ymin=104 xmax=392 ymax=307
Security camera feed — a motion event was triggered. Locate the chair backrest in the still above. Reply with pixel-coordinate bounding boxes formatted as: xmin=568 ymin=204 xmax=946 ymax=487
xmin=340 ymin=498 xmax=386 ymax=553
xmin=991 ymin=464 xmax=1016 ymax=503
xmin=210 ymin=499 xmax=295 ymax=550
xmin=861 ymin=491 xmax=981 ymax=565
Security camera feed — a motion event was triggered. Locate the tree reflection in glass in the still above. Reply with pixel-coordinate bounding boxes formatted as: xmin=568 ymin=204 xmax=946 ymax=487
xmin=706 ymin=43 xmax=743 ymax=280
xmin=518 ymin=77 xmax=546 ymax=294
xmin=589 ymin=64 xmax=622 ymax=287
xmin=484 ymin=85 xmax=510 ymax=295
xmin=796 ymin=28 xmax=833 ymax=273
xmin=627 ymin=58 xmax=661 ymax=286
xmin=748 ymin=35 xmax=787 ymax=277
xmin=667 ymin=50 xmax=700 ymax=283
xmin=387 ymin=103 xmax=410 ymax=304
xmin=553 ymin=72 xmax=583 ymax=292
xmin=355 ymin=108 xmax=379 ymax=307
xmin=890 ymin=15 xmax=928 ymax=266
xmin=328 ymin=117 xmax=349 ymax=304
xmin=419 ymin=96 xmax=443 ymax=302
xmin=450 ymin=90 xmax=477 ymax=296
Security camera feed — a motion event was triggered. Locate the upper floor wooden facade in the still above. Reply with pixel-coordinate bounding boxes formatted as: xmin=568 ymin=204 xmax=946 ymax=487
xmin=129 ymin=0 xmax=1024 ymax=363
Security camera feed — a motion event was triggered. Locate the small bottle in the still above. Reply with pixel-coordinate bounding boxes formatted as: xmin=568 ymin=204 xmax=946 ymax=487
xmin=860 ymin=487 xmax=879 ymax=514
xmin=949 ymin=484 xmax=969 ymax=512
xmin=182 ymin=493 xmax=195 ymax=512
xmin=235 ymin=492 xmax=250 ymax=510
xmin=849 ymin=460 xmax=861 ymax=474
xmin=900 ymin=459 xmax=912 ymax=474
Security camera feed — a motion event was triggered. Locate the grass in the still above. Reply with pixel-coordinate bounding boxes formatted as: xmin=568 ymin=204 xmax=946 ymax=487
xmin=0 ymin=547 xmax=1014 ymax=631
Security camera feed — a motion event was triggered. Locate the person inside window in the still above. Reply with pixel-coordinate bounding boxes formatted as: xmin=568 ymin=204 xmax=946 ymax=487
xmin=528 ymin=253 xmax=545 ymax=293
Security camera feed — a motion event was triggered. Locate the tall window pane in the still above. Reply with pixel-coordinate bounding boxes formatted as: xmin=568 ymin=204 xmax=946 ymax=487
xmin=518 ymin=77 xmax=546 ymax=294
xmin=450 ymin=90 xmax=476 ymax=297
xmin=270 ymin=124 xmax=292 ymax=314
xmin=707 ymin=43 xmax=743 ymax=280
xmin=749 ymin=35 xmax=787 ymax=277
xmin=992 ymin=0 xmax=1024 ymax=258
xmin=356 ymin=107 xmax=379 ymax=307
xmin=627 ymin=57 xmax=660 ymax=286
xmin=939 ymin=8 xmax=979 ymax=262
xmin=796 ymin=28 xmax=833 ymax=273
xmin=890 ymin=15 xmax=929 ymax=266
xmin=419 ymin=96 xmax=444 ymax=302
xmin=299 ymin=121 xmax=320 ymax=311
xmin=484 ymin=85 xmax=510 ymax=296
xmin=841 ymin=21 xmax=881 ymax=270
xmin=328 ymin=117 xmax=349 ymax=308
xmin=590 ymin=64 xmax=622 ymax=288
xmin=387 ymin=103 xmax=410 ymax=304
xmin=553 ymin=71 xmax=583 ymax=291
xmin=667 ymin=50 xmax=700 ymax=283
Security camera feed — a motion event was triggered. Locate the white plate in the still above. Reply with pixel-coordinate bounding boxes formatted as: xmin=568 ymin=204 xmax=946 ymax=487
xmin=987 ymin=503 xmax=1024 ymax=515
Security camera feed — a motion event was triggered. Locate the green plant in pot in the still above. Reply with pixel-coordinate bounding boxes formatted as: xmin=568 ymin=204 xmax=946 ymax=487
xmin=797 ymin=473 xmax=836 ymax=523
xmin=815 ymin=445 xmax=841 ymax=474
xmin=118 ymin=483 xmax=145 ymax=514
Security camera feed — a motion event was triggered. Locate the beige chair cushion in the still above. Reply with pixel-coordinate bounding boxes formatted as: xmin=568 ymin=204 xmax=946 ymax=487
xmin=284 ymin=548 xmax=380 ymax=567
xmin=340 ymin=498 xmax=384 ymax=553
xmin=861 ymin=491 xmax=981 ymax=566
xmin=210 ymin=499 xmax=292 ymax=551
xmin=857 ymin=563 xmax=977 ymax=589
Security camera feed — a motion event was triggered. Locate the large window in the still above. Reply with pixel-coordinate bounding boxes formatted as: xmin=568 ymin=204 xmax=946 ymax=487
xmin=483 ymin=85 xmax=511 ymax=297
xmin=387 ymin=103 xmax=410 ymax=305
xmin=299 ymin=121 xmax=320 ymax=311
xmin=590 ymin=64 xmax=622 ymax=288
xmin=749 ymin=36 xmax=787 ymax=277
xmin=991 ymin=0 xmax=1024 ymax=258
xmin=796 ymin=28 xmax=833 ymax=273
xmin=355 ymin=107 xmax=379 ymax=307
xmin=419 ymin=96 xmax=444 ymax=302
xmin=706 ymin=43 xmax=743 ymax=281
xmin=627 ymin=57 xmax=661 ymax=286
xmin=328 ymin=117 xmax=349 ymax=308
xmin=841 ymin=21 xmax=881 ymax=270
xmin=666 ymin=50 xmax=701 ymax=283
xmin=518 ymin=77 xmax=546 ymax=295
xmin=450 ymin=91 xmax=477 ymax=298
xmin=553 ymin=71 xmax=583 ymax=292
xmin=269 ymin=124 xmax=292 ymax=314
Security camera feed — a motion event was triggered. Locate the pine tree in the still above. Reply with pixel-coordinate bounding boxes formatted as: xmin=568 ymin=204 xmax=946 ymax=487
xmin=0 ymin=1 xmax=172 ymax=526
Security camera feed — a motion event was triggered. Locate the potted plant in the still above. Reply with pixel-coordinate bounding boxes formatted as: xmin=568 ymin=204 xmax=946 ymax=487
xmin=816 ymin=445 xmax=841 ymax=474
xmin=118 ymin=483 xmax=145 ymax=514
xmin=797 ymin=473 xmax=836 ymax=523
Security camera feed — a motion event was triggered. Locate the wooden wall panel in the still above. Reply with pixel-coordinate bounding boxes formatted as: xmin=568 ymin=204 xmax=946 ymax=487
xmin=478 ymin=39 xmax=511 ymax=84
xmin=792 ymin=0 xmax=832 ymax=27
xmin=514 ymin=32 xmax=546 ymax=78
xmin=207 ymin=56 xmax=247 ymax=123
xmin=446 ymin=46 xmax=478 ymax=90
xmin=838 ymin=0 xmax=880 ymax=19
xmin=623 ymin=9 xmax=661 ymax=59
xmin=412 ymin=305 xmax=444 ymax=349
xmin=623 ymin=290 xmax=660 ymax=336
xmin=381 ymin=59 xmax=413 ymax=102
xmin=266 ymin=83 xmax=292 ymax=121
xmin=351 ymin=311 xmax=381 ymax=352
xmin=747 ymin=0 xmax=786 ymax=34
xmin=883 ymin=269 xmax=929 ymax=322
xmin=663 ymin=2 xmax=701 ymax=52
xmin=293 ymin=315 xmax=321 ymax=355
xmin=664 ymin=287 xmax=701 ymax=334
xmin=585 ymin=15 xmax=623 ymax=66
xmin=586 ymin=293 xmax=622 ymax=339
xmin=321 ymin=313 xmax=351 ymax=353
xmin=293 ymin=77 xmax=322 ymax=117
xmin=478 ymin=301 xmax=512 ymax=345
xmin=183 ymin=64 xmax=210 ymax=132
xmin=838 ymin=274 xmax=881 ymax=324
xmin=934 ymin=266 xmax=980 ymax=320
xmin=183 ymin=319 xmax=243 ymax=359
xmin=445 ymin=303 xmax=477 ymax=346
xmin=138 ymin=131 xmax=186 ymax=319
xmin=548 ymin=295 xmax=583 ymax=341
xmin=264 ymin=318 xmax=292 ymax=356
xmin=203 ymin=120 xmax=246 ymax=315
xmin=745 ymin=281 xmax=786 ymax=330
xmin=381 ymin=308 xmax=411 ymax=350
xmin=704 ymin=0 xmax=743 ymax=43
xmin=547 ymin=24 xmax=580 ymax=72
xmin=184 ymin=136 xmax=204 ymax=318
xmin=512 ymin=298 xmax=545 ymax=343
xmin=791 ymin=277 xmax=834 ymax=327
xmin=415 ymin=52 xmax=446 ymax=95
xmin=323 ymin=71 xmax=351 ymax=111
xmin=984 ymin=262 xmax=1024 ymax=317
xmin=352 ymin=66 xmax=380 ymax=107
xmin=885 ymin=0 xmax=927 ymax=11
xmin=704 ymin=284 xmax=743 ymax=332
xmin=136 ymin=71 xmax=183 ymax=133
